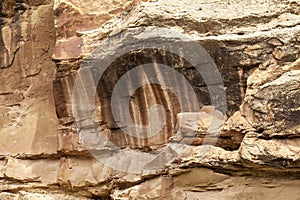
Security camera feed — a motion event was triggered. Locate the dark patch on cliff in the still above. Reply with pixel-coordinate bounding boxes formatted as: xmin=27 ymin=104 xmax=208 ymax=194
xmin=0 ymin=2 xmax=4 ymax=68
xmin=89 ymin=47 xmax=242 ymax=150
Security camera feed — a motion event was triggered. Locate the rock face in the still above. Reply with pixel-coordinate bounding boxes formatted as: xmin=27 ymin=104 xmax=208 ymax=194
xmin=0 ymin=0 xmax=299 ymax=199
xmin=0 ymin=0 xmax=58 ymax=155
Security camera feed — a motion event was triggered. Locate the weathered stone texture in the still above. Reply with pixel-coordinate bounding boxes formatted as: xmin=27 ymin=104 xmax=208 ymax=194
xmin=53 ymin=0 xmax=143 ymax=39
xmin=0 ymin=0 xmax=58 ymax=155
xmin=0 ymin=0 xmax=299 ymax=199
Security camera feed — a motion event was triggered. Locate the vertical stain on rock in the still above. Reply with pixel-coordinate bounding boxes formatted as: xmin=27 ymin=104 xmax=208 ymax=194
xmin=0 ymin=2 xmax=3 ymax=68
xmin=0 ymin=0 xmax=23 ymax=68
xmin=93 ymin=49 xmax=214 ymax=149
xmin=0 ymin=1 xmax=7 ymax=68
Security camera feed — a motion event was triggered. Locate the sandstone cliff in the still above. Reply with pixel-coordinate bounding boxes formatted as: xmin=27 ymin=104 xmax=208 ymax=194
xmin=0 ymin=0 xmax=299 ymax=199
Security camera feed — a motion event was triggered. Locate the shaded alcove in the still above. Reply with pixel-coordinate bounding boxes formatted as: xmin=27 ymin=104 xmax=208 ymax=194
xmin=54 ymin=39 xmax=248 ymax=152
xmin=92 ymin=47 xmax=244 ymax=150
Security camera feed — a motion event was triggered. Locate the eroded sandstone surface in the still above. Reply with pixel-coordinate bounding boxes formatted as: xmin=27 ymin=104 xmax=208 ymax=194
xmin=0 ymin=0 xmax=299 ymax=199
